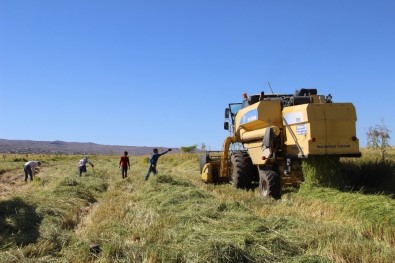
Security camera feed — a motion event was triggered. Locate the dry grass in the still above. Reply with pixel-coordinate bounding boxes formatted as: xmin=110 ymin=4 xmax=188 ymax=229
xmin=0 ymin=152 xmax=394 ymax=262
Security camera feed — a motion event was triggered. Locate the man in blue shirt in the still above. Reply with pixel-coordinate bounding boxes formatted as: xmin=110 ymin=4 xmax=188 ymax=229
xmin=145 ymin=148 xmax=172 ymax=180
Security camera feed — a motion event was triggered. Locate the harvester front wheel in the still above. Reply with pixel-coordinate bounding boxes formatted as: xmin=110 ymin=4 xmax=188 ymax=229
xmin=230 ymin=151 xmax=252 ymax=189
xmin=242 ymin=151 xmax=254 ymax=188
xmin=258 ymin=170 xmax=281 ymax=199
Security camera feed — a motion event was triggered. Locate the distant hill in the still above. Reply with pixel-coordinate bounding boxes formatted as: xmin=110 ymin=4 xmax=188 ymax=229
xmin=0 ymin=139 xmax=176 ymax=155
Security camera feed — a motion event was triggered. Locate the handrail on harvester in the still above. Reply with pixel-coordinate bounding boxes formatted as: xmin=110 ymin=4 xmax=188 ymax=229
xmin=282 ymin=116 xmax=305 ymax=157
xmin=220 ymin=136 xmax=236 ymax=178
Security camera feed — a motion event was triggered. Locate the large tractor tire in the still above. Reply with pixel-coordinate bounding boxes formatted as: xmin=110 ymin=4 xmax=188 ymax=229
xmin=242 ymin=151 xmax=254 ymax=189
xmin=230 ymin=151 xmax=253 ymax=189
xmin=259 ymin=170 xmax=281 ymax=199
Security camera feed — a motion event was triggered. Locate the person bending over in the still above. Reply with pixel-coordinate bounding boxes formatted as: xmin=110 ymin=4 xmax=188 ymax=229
xmin=24 ymin=160 xmax=41 ymax=181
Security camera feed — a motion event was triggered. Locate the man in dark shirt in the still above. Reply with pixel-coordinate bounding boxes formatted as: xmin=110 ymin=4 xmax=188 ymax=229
xmin=119 ymin=151 xmax=130 ymax=179
xmin=144 ymin=148 xmax=172 ymax=180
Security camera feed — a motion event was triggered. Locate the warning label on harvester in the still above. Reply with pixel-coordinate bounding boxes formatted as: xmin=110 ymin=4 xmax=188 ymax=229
xmin=296 ymin=124 xmax=307 ymax=135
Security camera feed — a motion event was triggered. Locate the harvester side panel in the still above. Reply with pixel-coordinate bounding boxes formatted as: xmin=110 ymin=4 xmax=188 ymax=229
xmin=307 ymin=104 xmax=327 ymax=155
xmin=235 ymin=100 xmax=283 ymax=133
xmin=282 ymin=104 xmax=313 ymax=156
xmin=283 ymin=103 xmax=360 ymax=157
xmin=244 ymin=141 xmax=267 ymax=165
xmin=324 ymin=103 xmax=359 ymax=155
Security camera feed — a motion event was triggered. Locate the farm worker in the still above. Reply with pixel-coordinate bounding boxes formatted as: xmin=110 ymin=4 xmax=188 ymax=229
xmin=23 ymin=161 xmax=41 ymax=181
xmin=119 ymin=151 xmax=130 ymax=179
xmin=78 ymin=157 xmax=94 ymax=176
xmin=144 ymin=148 xmax=172 ymax=180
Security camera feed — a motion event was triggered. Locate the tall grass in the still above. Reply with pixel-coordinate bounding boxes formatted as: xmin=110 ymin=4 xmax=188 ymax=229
xmin=302 ymin=156 xmax=343 ymax=188
xmin=0 ymin=154 xmax=110 ymax=261
xmin=302 ymin=148 xmax=395 ymax=195
xmin=341 ymin=158 xmax=395 ymax=194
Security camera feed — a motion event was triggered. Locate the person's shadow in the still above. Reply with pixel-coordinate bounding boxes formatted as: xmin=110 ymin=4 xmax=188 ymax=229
xmin=0 ymin=197 xmax=42 ymax=246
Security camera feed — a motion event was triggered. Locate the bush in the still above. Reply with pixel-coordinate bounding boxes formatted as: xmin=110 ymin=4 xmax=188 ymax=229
xmin=180 ymin=145 xmax=197 ymax=153
xmin=13 ymin=158 xmax=28 ymax=162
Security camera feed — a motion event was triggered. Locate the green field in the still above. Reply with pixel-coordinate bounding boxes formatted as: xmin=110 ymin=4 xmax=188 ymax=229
xmin=0 ymin=150 xmax=394 ymax=262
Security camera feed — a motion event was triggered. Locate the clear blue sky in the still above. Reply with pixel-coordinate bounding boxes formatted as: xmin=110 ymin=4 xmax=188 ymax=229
xmin=1 ymin=0 xmax=394 ymax=150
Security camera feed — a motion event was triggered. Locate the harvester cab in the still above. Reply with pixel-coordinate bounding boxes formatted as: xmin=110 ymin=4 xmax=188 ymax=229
xmin=200 ymin=88 xmax=361 ymax=199
xmin=224 ymin=103 xmax=243 ymax=132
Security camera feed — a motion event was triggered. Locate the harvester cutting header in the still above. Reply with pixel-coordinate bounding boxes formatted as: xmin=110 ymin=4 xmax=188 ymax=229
xmin=200 ymin=88 xmax=361 ymax=199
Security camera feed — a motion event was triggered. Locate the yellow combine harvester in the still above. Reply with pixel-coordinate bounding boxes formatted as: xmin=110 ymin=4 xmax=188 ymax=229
xmin=200 ymin=89 xmax=361 ymax=199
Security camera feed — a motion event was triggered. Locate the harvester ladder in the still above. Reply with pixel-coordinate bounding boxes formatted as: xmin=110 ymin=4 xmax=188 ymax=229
xmin=220 ymin=136 xmax=236 ymax=178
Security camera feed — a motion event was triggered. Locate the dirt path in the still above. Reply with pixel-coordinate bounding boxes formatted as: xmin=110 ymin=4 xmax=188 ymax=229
xmin=0 ymin=169 xmax=28 ymax=200
xmin=74 ymin=202 xmax=100 ymax=236
xmin=0 ymin=168 xmax=47 ymax=200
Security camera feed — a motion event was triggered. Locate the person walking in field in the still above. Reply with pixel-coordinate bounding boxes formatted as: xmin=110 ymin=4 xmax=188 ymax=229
xmin=145 ymin=148 xmax=172 ymax=180
xmin=78 ymin=157 xmax=94 ymax=176
xmin=119 ymin=151 xmax=130 ymax=179
xmin=23 ymin=160 xmax=41 ymax=181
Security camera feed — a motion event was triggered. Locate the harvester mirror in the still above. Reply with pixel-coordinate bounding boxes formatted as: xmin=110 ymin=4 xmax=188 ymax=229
xmin=224 ymin=121 xmax=229 ymax=131
xmin=225 ymin=108 xmax=230 ymax=118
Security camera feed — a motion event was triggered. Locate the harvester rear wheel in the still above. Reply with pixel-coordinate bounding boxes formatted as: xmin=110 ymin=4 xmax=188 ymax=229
xmin=230 ymin=151 xmax=251 ymax=189
xmin=259 ymin=170 xmax=281 ymax=199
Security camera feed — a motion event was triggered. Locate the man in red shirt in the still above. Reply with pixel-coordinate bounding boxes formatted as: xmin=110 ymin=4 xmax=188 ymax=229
xmin=119 ymin=151 xmax=130 ymax=179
